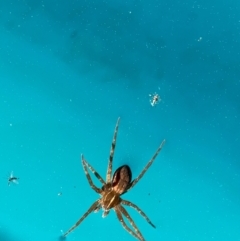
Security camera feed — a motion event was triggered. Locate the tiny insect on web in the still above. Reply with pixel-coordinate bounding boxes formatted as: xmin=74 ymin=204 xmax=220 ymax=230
xmin=8 ymin=171 xmax=19 ymax=186
xmin=149 ymin=92 xmax=161 ymax=107
xmin=61 ymin=118 xmax=165 ymax=241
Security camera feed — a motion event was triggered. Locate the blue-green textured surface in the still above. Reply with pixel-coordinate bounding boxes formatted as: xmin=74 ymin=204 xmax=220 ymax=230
xmin=0 ymin=0 xmax=240 ymax=241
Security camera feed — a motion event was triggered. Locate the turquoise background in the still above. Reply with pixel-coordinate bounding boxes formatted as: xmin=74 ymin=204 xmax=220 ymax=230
xmin=0 ymin=0 xmax=240 ymax=240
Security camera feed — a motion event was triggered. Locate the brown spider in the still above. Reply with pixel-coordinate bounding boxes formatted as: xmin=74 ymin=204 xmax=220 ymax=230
xmin=62 ymin=118 xmax=165 ymax=241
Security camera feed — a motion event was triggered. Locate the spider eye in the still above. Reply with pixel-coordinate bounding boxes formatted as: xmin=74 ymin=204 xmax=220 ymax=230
xmin=112 ymin=165 xmax=132 ymax=194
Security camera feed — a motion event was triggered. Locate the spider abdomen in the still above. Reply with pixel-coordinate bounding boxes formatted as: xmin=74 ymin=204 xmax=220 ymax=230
xmin=112 ymin=165 xmax=132 ymax=195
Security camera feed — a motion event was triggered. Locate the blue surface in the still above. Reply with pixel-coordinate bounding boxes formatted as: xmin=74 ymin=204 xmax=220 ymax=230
xmin=0 ymin=0 xmax=240 ymax=241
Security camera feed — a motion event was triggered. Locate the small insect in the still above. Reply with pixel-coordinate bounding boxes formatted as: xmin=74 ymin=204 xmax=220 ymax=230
xmin=149 ymin=92 xmax=161 ymax=106
xmin=8 ymin=171 xmax=19 ymax=186
xmin=61 ymin=118 xmax=165 ymax=241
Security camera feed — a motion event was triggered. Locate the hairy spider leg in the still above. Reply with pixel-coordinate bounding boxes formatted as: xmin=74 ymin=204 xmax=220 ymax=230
xmin=82 ymin=155 xmax=105 ymax=185
xmin=115 ymin=206 xmax=144 ymax=241
xmin=129 ymin=139 xmax=166 ymax=191
xmin=121 ymin=200 xmax=156 ymax=228
xmin=106 ymin=117 xmax=120 ymax=183
xmin=118 ymin=205 xmax=145 ymax=241
xmin=81 ymin=155 xmax=102 ymax=193
xmin=62 ymin=199 xmax=100 ymax=237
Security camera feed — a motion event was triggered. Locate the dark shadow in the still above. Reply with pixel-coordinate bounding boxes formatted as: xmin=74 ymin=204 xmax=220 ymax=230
xmin=58 ymin=236 xmax=66 ymax=240
xmin=0 ymin=230 xmax=23 ymax=241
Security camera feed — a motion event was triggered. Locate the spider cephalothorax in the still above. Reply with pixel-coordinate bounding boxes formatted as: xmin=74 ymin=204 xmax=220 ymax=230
xmin=62 ymin=118 xmax=165 ymax=241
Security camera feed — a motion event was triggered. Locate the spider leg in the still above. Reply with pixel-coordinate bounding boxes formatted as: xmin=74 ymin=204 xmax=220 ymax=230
xmin=93 ymin=204 xmax=101 ymax=213
xmin=114 ymin=206 xmax=144 ymax=241
xmin=106 ymin=117 xmax=120 ymax=183
xmin=118 ymin=205 xmax=145 ymax=241
xmin=121 ymin=200 xmax=156 ymax=228
xmin=81 ymin=155 xmax=102 ymax=193
xmin=82 ymin=155 xmax=105 ymax=186
xmin=129 ymin=139 xmax=165 ymax=190
xmin=62 ymin=199 xmax=100 ymax=237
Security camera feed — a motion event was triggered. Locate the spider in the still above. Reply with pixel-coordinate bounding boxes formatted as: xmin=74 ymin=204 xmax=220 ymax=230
xmin=62 ymin=118 xmax=165 ymax=241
